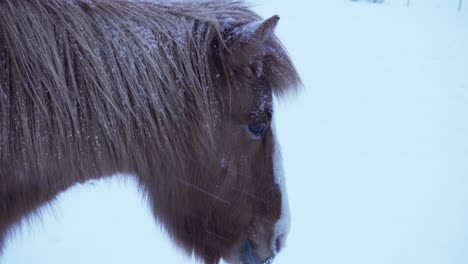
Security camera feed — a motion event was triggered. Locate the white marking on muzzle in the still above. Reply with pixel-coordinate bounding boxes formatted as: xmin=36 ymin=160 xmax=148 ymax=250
xmin=271 ymin=120 xmax=291 ymax=254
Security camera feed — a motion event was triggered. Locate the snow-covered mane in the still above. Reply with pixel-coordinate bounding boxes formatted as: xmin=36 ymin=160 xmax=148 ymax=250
xmin=0 ymin=0 xmax=301 ymax=263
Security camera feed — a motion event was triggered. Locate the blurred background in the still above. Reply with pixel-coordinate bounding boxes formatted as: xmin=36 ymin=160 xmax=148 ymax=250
xmin=2 ymin=0 xmax=467 ymax=263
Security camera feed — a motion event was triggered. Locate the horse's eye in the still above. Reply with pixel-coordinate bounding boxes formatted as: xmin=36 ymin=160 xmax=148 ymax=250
xmin=247 ymin=122 xmax=268 ymax=137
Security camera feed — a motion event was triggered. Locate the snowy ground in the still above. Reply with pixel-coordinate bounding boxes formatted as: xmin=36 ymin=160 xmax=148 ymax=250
xmin=2 ymin=0 xmax=468 ymax=263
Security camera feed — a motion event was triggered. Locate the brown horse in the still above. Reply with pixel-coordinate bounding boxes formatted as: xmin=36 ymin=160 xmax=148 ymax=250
xmin=0 ymin=0 xmax=301 ymax=263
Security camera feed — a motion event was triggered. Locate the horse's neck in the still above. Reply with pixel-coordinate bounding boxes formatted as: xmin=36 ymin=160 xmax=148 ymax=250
xmin=0 ymin=168 xmax=102 ymax=251
xmin=0 ymin=182 xmax=50 ymax=254
xmin=0 ymin=174 xmax=67 ymax=226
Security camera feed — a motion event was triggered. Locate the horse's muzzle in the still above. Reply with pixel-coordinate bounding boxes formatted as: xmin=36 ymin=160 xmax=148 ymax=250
xmin=240 ymin=240 xmax=275 ymax=264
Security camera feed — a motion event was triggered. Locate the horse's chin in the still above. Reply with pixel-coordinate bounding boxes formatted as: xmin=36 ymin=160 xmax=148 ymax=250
xmin=222 ymin=240 xmax=275 ymax=264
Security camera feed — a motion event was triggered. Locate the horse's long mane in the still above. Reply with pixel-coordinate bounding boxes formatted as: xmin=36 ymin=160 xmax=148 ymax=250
xmin=0 ymin=0 xmax=299 ymax=182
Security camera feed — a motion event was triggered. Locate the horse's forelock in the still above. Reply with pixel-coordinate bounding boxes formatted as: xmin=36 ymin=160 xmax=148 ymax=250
xmin=216 ymin=16 xmax=302 ymax=100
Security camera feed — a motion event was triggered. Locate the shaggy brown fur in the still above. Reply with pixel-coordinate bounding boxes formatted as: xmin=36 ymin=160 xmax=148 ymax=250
xmin=0 ymin=0 xmax=301 ymax=263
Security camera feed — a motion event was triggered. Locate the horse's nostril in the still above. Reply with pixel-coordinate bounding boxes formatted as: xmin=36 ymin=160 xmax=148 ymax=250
xmin=275 ymin=234 xmax=284 ymax=253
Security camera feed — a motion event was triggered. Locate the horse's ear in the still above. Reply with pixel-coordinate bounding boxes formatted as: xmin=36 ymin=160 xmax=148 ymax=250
xmin=226 ymin=15 xmax=280 ymax=68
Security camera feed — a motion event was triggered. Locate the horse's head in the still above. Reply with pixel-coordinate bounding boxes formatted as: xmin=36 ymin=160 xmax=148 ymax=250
xmin=210 ymin=16 xmax=294 ymax=264
xmin=0 ymin=0 xmax=299 ymax=261
xmin=145 ymin=13 xmax=300 ymax=264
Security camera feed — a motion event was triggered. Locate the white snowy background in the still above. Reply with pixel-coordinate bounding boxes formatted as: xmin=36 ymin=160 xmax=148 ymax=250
xmin=2 ymin=0 xmax=468 ymax=263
